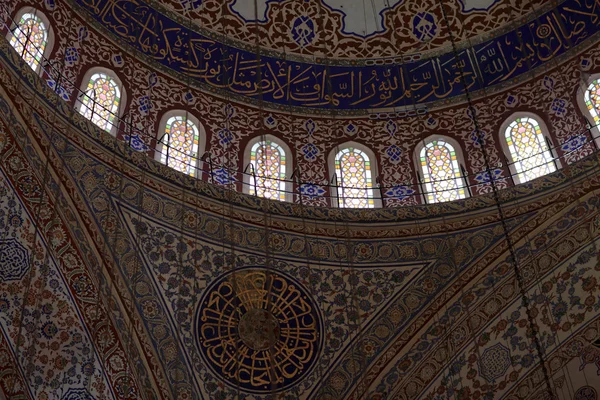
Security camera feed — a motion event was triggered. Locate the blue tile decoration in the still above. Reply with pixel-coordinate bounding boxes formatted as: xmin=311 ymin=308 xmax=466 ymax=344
xmin=111 ymin=54 xmax=124 ymax=67
xmin=412 ymin=12 xmax=437 ymax=42
xmin=386 ymin=144 xmax=402 ymax=164
xmin=581 ymin=58 xmax=592 ymax=71
xmin=301 ymin=143 xmax=319 ymax=161
xmin=138 ymin=96 xmax=152 ymax=115
xmin=224 ymin=103 xmax=235 ymax=119
xmin=385 ymin=119 xmax=397 ymax=136
xmin=474 ymin=168 xmax=503 ymax=183
xmin=385 ymin=185 xmax=415 ymax=200
xmin=426 ymin=116 xmax=438 ymax=129
xmin=505 ymin=94 xmax=517 ymax=107
xmin=345 ymin=123 xmax=357 ymax=135
xmin=46 ymin=79 xmax=71 ymax=101
xmin=291 ymin=16 xmax=315 ymax=47
xmin=180 ymin=0 xmax=202 ymax=12
xmin=543 ymin=76 xmax=555 ymax=92
xmin=264 ymin=114 xmax=277 ymax=128
xmin=551 ymin=98 xmax=567 ymax=117
xmin=77 ymin=26 xmax=88 ymax=42
xmin=73 ymin=0 xmax=600 ymax=110
xmin=299 ymin=183 xmax=326 ymax=199
xmin=561 ymin=135 xmax=588 ymax=152
xmin=211 ymin=168 xmax=236 ymax=185
xmin=123 ymin=134 xmax=149 ymax=152
xmin=64 ymin=47 xmax=79 ymax=66
xmin=304 ymin=119 xmax=316 ymax=135
xmin=147 ymin=72 xmax=158 ymax=87
xmin=217 ymin=128 xmax=233 ymax=146
xmin=470 ymin=130 xmax=487 ymax=147
xmin=45 ymin=0 xmax=56 ymax=10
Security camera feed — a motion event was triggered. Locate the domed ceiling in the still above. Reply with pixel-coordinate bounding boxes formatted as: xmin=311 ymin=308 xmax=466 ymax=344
xmin=75 ymin=0 xmax=596 ymax=112
xmin=4 ymin=0 xmax=600 ymax=398
xmin=153 ymin=0 xmax=547 ymax=59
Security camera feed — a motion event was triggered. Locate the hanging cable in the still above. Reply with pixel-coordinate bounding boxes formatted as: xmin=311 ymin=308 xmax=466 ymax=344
xmin=435 ymin=0 xmax=556 ymax=397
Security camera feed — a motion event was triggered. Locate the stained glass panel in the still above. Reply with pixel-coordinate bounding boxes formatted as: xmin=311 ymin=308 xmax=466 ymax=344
xmin=79 ymin=73 xmax=121 ymax=132
xmin=335 ymin=148 xmax=374 ymax=208
xmin=420 ymin=140 xmax=466 ymax=203
xmin=250 ymin=141 xmax=286 ymax=201
xmin=160 ymin=116 xmax=200 ymax=176
xmin=585 ymin=80 xmax=600 ymax=127
xmin=505 ymin=117 xmax=555 ymax=183
xmin=9 ymin=13 xmax=48 ymax=72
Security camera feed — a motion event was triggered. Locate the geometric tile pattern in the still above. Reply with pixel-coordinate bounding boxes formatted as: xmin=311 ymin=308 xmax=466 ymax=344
xmin=0 ymin=238 xmax=31 ymax=281
xmin=479 ymin=343 xmax=511 ymax=382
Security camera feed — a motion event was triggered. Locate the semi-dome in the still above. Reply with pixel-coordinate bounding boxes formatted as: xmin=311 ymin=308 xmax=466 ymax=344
xmin=1 ymin=0 xmax=600 ymax=399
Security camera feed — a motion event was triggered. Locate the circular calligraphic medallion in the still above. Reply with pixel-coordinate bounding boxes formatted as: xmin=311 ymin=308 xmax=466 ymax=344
xmin=195 ymin=268 xmax=322 ymax=393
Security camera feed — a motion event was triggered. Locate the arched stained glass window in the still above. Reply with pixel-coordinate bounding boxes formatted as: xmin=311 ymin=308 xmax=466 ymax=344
xmin=160 ymin=115 xmax=200 ymax=176
xmin=585 ymin=79 xmax=600 ymax=127
xmin=334 ymin=147 xmax=374 ymax=208
xmin=79 ymin=72 xmax=121 ymax=132
xmin=250 ymin=141 xmax=286 ymax=201
xmin=420 ymin=139 xmax=466 ymax=203
xmin=505 ymin=117 xmax=555 ymax=183
xmin=9 ymin=12 xmax=48 ymax=72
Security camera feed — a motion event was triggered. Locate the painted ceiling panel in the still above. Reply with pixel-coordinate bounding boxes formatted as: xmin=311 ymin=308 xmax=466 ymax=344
xmin=72 ymin=0 xmax=593 ymax=111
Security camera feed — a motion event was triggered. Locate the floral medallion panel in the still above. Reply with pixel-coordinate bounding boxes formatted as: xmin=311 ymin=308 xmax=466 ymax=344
xmin=116 ymin=202 xmax=422 ymax=398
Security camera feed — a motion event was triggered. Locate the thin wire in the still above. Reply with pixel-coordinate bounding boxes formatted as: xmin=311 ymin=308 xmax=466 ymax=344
xmin=504 ymin=2 xmax=588 ymax=396
xmin=311 ymin=1 xmax=371 ymax=397
xmin=435 ymin=0 xmax=555 ymax=398
xmin=385 ymin=2 xmax=463 ymax=397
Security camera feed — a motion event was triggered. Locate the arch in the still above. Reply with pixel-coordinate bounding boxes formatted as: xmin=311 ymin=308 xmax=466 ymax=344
xmin=328 ymin=142 xmax=379 ymax=208
xmin=7 ymin=7 xmax=54 ymax=73
xmin=415 ymin=136 xmax=467 ymax=204
xmin=500 ymin=113 xmax=557 ymax=184
xmin=155 ymin=110 xmax=206 ymax=177
xmin=578 ymin=73 xmax=600 ymax=144
xmin=243 ymin=135 xmax=292 ymax=202
xmin=76 ymin=67 xmax=125 ymax=135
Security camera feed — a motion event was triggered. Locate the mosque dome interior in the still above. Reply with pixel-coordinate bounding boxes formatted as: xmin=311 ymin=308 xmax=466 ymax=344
xmin=2 ymin=0 xmax=600 ymax=399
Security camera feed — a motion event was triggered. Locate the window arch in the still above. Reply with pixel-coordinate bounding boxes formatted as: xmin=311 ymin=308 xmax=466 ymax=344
xmin=7 ymin=9 xmax=52 ymax=73
xmin=156 ymin=112 xmax=205 ymax=177
xmin=244 ymin=136 xmax=290 ymax=201
xmin=417 ymin=137 xmax=467 ymax=204
xmin=502 ymin=115 xmax=556 ymax=184
xmin=77 ymin=69 xmax=124 ymax=134
xmin=331 ymin=144 xmax=376 ymax=208
xmin=584 ymin=78 xmax=600 ymax=129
